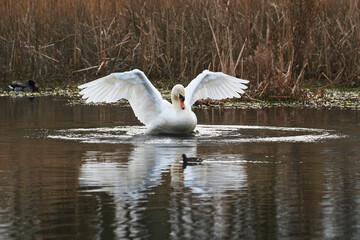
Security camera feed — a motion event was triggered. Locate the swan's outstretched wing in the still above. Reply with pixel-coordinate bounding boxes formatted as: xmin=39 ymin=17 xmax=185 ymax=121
xmin=185 ymin=70 xmax=249 ymax=106
xmin=78 ymin=69 xmax=164 ymax=126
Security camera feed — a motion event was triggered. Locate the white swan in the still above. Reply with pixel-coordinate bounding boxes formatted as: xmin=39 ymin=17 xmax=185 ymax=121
xmin=78 ymin=69 xmax=249 ymax=134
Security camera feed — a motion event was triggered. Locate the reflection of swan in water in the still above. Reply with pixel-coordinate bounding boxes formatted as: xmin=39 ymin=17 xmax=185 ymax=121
xmin=79 ymin=143 xmax=197 ymax=238
xmin=79 ymin=143 xmax=247 ymax=199
xmin=79 ymin=141 xmax=248 ymax=200
xmin=79 ymin=142 xmax=247 ymax=238
xmin=80 ymin=143 xmax=197 ymax=200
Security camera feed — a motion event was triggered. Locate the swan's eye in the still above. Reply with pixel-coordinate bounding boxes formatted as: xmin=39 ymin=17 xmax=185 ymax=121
xmin=179 ymin=94 xmax=185 ymax=102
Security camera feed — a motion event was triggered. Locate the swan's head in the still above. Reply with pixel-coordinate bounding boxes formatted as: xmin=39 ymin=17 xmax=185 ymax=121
xmin=171 ymin=84 xmax=186 ymax=110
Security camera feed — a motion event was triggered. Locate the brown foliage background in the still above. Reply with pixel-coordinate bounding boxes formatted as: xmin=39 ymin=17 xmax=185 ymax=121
xmin=0 ymin=0 xmax=359 ymax=96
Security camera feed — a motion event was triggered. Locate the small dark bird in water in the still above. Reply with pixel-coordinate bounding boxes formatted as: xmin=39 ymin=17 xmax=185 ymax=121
xmin=182 ymin=154 xmax=203 ymax=169
xmin=9 ymin=80 xmax=39 ymax=92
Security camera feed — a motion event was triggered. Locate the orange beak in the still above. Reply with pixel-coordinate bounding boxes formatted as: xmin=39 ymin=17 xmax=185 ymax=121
xmin=179 ymin=94 xmax=185 ymax=110
xmin=180 ymin=100 xmax=185 ymax=110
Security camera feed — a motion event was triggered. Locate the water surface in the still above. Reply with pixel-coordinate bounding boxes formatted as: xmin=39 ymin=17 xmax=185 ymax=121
xmin=0 ymin=96 xmax=359 ymax=239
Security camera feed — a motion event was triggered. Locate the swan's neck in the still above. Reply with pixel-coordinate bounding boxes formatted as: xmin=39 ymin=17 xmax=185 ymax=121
xmin=171 ymin=93 xmax=185 ymax=111
xmin=172 ymin=99 xmax=184 ymax=111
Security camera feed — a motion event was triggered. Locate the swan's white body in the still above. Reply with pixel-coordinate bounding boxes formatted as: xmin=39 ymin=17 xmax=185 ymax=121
xmin=78 ymin=69 xmax=249 ymax=134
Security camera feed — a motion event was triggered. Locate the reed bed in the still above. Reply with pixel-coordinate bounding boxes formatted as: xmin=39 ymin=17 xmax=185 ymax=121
xmin=0 ymin=0 xmax=359 ymax=97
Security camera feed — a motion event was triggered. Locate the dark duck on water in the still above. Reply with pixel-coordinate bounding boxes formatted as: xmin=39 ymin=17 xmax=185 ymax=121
xmin=9 ymin=80 xmax=39 ymax=92
xmin=182 ymin=154 xmax=203 ymax=169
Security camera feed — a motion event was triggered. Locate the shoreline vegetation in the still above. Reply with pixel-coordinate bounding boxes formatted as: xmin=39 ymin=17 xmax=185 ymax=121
xmin=1 ymin=88 xmax=359 ymax=110
xmin=1 ymin=0 xmax=359 ymax=99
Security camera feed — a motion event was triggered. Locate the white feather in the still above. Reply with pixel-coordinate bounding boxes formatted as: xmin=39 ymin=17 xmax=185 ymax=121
xmin=185 ymin=70 xmax=249 ymax=105
xmin=79 ymin=69 xmax=163 ymax=126
xmin=78 ymin=69 xmax=249 ymax=134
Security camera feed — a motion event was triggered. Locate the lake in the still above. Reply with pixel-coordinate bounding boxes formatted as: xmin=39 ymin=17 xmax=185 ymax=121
xmin=0 ymin=96 xmax=359 ymax=239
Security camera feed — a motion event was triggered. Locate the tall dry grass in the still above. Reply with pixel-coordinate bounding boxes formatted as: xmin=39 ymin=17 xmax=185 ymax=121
xmin=0 ymin=0 xmax=359 ymax=97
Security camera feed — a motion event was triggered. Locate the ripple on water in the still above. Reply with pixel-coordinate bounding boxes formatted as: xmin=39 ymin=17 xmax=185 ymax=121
xmin=45 ymin=124 xmax=345 ymax=144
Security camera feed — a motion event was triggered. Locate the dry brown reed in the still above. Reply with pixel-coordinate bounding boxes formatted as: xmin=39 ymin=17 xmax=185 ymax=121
xmin=0 ymin=0 xmax=359 ymax=97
